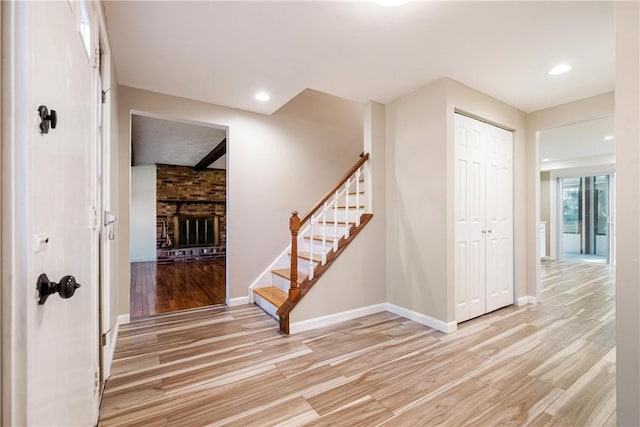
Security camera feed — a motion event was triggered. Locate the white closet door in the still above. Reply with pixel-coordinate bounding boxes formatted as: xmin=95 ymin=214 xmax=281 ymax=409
xmin=485 ymin=124 xmax=514 ymax=312
xmin=454 ymin=114 xmax=486 ymax=322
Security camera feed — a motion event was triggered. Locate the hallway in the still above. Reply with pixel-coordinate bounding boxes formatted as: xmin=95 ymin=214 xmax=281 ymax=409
xmin=99 ymin=260 xmax=615 ymax=426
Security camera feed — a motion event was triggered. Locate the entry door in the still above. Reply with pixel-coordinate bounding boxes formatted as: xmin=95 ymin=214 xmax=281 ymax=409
xmin=455 ymin=113 xmax=514 ymax=322
xmin=23 ymin=2 xmax=99 ymax=424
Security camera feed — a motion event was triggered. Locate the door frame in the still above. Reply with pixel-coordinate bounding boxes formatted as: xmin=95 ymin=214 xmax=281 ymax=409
xmin=549 ymin=166 xmax=615 ymax=264
xmin=127 ymin=110 xmax=229 ymax=318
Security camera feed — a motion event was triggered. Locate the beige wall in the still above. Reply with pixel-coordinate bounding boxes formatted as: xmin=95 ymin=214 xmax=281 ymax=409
xmin=116 ymin=86 xmax=363 ymax=316
xmin=130 ymin=165 xmax=157 ymax=262
xmin=290 ymin=102 xmax=387 ymax=323
xmin=526 ymin=92 xmax=614 ymax=299
xmin=385 ymin=78 xmax=527 ymax=325
xmin=615 ymin=1 xmax=640 ymax=424
xmin=386 ymin=79 xmax=449 ymax=321
xmin=540 ymin=172 xmax=550 ymax=257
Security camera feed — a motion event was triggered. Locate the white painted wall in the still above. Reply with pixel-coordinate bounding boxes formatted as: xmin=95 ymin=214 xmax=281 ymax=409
xmin=130 ymin=165 xmax=157 ymax=262
xmin=116 ymin=86 xmax=363 ymax=315
xmin=614 ymin=1 xmax=640 ymax=424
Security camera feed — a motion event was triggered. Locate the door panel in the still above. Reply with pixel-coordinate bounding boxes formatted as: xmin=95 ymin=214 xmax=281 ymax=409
xmin=26 ymin=2 xmax=98 ymax=425
xmin=455 ymin=114 xmax=486 ymax=322
xmin=455 ymin=113 xmax=513 ymax=321
xmin=485 ymin=125 xmax=513 ymax=312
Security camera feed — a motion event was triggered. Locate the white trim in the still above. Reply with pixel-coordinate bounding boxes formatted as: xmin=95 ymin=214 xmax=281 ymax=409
xmin=228 ymin=296 xmax=250 ymax=307
xmin=386 ymin=303 xmax=457 ymax=333
xmin=117 ymin=314 xmax=130 ymax=325
xmin=516 ymin=296 xmax=538 ymax=306
xmin=289 ymin=303 xmax=387 ymax=334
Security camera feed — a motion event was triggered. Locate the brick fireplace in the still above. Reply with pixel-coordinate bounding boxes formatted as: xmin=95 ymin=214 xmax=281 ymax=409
xmin=155 ymin=164 xmax=226 ymax=263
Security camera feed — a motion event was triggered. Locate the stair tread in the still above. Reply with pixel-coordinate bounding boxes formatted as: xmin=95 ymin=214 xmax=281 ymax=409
xmin=272 ymin=268 xmax=308 ymax=283
xmin=290 ymin=251 xmax=323 ymax=262
xmin=304 ymin=235 xmax=342 ymax=242
xmin=253 ymin=286 xmax=288 ymax=308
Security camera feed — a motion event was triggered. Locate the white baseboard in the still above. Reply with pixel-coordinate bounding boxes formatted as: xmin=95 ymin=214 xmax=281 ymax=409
xmin=386 ymin=303 xmax=457 ymax=333
xmin=229 ymin=296 xmax=250 ymax=307
xmin=103 ymin=314 xmax=129 ymax=380
xmin=516 ymin=296 xmax=538 ymax=306
xmin=289 ymin=303 xmax=387 ymax=334
xmin=117 ymin=314 xmax=130 ymax=325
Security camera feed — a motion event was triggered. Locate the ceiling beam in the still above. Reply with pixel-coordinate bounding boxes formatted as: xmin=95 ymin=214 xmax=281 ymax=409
xmin=193 ymin=138 xmax=226 ymax=171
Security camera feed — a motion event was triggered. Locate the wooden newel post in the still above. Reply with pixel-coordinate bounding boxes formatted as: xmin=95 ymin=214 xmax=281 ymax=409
xmin=289 ymin=211 xmax=301 ymax=301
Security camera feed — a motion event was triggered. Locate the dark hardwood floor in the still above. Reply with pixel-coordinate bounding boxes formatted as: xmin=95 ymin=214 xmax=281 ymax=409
xmin=130 ymin=259 xmax=226 ymax=320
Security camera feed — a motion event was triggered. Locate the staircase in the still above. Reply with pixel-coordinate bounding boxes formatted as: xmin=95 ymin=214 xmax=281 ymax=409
xmin=250 ymin=153 xmax=373 ymax=334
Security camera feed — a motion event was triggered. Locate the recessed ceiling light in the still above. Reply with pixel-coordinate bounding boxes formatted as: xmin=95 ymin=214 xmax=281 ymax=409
xmin=373 ymin=0 xmax=410 ymax=6
xmin=548 ymin=64 xmax=572 ymax=75
xmin=604 ymin=135 xmax=615 ymax=141
xmin=542 ymin=158 xmax=550 ymax=162
xmin=255 ymin=92 xmax=270 ymax=102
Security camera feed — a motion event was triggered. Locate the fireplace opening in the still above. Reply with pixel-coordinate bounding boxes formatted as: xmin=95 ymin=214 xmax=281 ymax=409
xmin=175 ymin=216 xmax=219 ymax=248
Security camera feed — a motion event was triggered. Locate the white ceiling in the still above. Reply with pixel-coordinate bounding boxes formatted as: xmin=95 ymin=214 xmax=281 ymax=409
xmin=131 ymin=115 xmax=227 ymax=169
xmin=104 ymin=1 xmax=614 ymax=115
xmin=539 ymin=116 xmax=615 ymax=163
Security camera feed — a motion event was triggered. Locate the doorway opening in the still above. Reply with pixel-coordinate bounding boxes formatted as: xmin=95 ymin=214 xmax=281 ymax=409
xmin=129 ymin=112 xmax=228 ymax=319
xmin=538 ymin=116 xmax=616 ymax=266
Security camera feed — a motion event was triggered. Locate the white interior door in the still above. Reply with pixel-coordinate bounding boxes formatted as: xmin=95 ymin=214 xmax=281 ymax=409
xmin=485 ymin=124 xmax=514 ymax=312
xmin=23 ymin=2 xmax=99 ymax=424
xmin=455 ymin=114 xmax=486 ymax=322
xmin=455 ymin=113 xmax=513 ymax=322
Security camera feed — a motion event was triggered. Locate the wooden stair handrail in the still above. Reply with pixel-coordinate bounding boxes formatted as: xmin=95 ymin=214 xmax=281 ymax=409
xmin=299 ymin=153 xmax=369 ymax=226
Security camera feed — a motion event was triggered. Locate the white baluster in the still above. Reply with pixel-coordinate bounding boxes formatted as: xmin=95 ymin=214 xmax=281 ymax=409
xmin=333 ymin=191 xmax=339 ymax=251
xmin=321 ymin=201 xmax=327 ymax=265
xmin=344 ymin=178 xmax=350 ymax=239
xmin=355 ymin=168 xmax=361 ymax=227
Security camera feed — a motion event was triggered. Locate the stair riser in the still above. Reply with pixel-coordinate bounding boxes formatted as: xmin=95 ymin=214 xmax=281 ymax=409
xmin=300 ymin=240 xmax=336 ymax=255
xmin=271 ymin=274 xmax=292 ymax=293
xmin=254 ymin=294 xmax=278 ymax=319
xmin=322 ymin=209 xmax=363 ymax=223
xmin=341 ymin=194 xmax=367 ymax=206
xmin=289 ymin=255 xmax=319 ymax=275
xmin=310 ymin=222 xmax=351 ymax=235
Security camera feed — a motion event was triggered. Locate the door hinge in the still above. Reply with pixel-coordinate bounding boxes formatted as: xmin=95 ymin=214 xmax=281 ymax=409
xmin=101 ymin=333 xmax=107 ymax=346
xmin=101 ymin=90 xmax=107 ymax=104
xmin=94 ymin=367 xmax=101 ymax=390
xmin=91 ymin=207 xmax=99 ymax=230
xmin=93 ymin=48 xmax=100 ymax=68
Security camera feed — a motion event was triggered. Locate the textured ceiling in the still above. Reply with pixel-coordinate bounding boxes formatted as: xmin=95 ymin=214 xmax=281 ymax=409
xmin=539 ymin=116 xmax=615 ymax=163
xmin=131 ymin=115 xmax=227 ymax=169
xmin=104 ymin=1 xmax=614 ymax=115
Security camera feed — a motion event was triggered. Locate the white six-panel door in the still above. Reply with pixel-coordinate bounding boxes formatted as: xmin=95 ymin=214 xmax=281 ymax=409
xmin=455 ymin=113 xmax=513 ymax=323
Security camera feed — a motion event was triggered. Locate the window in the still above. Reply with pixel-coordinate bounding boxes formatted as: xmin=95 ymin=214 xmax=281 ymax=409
xmin=78 ymin=0 xmax=91 ymax=59
xmin=562 ymin=177 xmax=581 ymax=234
xmin=594 ymin=175 xmax=609 ymax=236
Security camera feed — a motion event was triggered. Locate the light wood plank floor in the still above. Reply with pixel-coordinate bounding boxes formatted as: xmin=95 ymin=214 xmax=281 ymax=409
xmin=100 ymin=259 xmax=615 ymax=426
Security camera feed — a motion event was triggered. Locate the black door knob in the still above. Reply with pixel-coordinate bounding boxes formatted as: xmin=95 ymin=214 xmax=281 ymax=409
xmin=37 ymin=274 xmax=81 ymax=305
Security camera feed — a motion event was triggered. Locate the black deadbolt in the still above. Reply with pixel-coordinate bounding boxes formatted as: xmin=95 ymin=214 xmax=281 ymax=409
xmin=38 ymin=105 xmax=57 ymax=134
xmin=37 ymin=274 xmax=81 ymax=305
